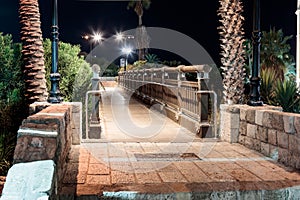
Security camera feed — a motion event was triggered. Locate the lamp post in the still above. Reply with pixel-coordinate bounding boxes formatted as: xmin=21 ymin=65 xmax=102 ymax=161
xmin=248 ymin=0 xmax=263 ymax=106
xmin=48 ymin=0 xmax=62 ymax=103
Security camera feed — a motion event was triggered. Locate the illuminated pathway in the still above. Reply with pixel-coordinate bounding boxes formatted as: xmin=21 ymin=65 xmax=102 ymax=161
xmin=59 ymin=85 xmax=300 ymax=199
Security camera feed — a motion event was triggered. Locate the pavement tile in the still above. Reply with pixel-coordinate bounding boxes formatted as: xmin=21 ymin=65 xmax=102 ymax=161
xmin=88 ymin=163 xmax=110 ymax=175
xmin=78 ymin=153 xmax=90 ymax=163
xmin=158 ymin=171 xmax=188 ymax=183
xmin=86 ymin=175 xmax=111 ymax=185
xmin=194 ymin=162 xmax=223 ymax=172
xmin=203 ymin=170 xmax=236 ymax=182
xmin=89 ymin=155 xmax=104 ymax=164
xmin=110 ymin=161 xmax=133 ymax=172
xmin=185 ymin=182 xmax=213 ymax=192
xmin=111 ymin=170 xmax=136 ymax=184
xmin=131 ymin=161 xmax=154 ymax=173
xmin=76 ymin=184 xmax=102 ymax=195
xmin=218 ymin=150 xmax=247 ymax=159
xmin=227 ymin=169 xmax=261 ymax=181
xmin=168 ymin=182 xmax=190 ymax=193
xmin=216 ymin=161 xmax=243 ymax=170
xmin=208 ymin=181 xmax=240 ymax=191
xmin=135 ymin=172 xmax=162 ymax=184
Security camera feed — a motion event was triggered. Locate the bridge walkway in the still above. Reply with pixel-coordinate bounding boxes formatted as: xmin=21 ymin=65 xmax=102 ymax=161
xmin=59 ymin=85 xmax=300 ymax=199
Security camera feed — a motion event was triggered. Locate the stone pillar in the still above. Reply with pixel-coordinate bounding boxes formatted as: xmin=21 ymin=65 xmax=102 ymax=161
xmin=219 ymin=104 xmax=240 ymax=143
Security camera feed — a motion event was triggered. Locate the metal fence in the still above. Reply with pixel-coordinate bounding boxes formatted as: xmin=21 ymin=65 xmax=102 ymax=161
xmin=118 ymin=65 xmax=218 ymax=138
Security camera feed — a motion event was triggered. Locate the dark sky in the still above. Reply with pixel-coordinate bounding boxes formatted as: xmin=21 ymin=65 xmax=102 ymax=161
xmin=1 ymin=0 xmax=297 ymax=66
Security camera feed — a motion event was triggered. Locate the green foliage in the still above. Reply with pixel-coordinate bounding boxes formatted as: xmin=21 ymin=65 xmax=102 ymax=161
xmin=44 ymin=39 xmax=91 ymax=101
xmin=244 ymin=28 xmax=295 ymax=82
xmin=261 ymin=28 xmax=295 ymax=80
xmin=274 ymin=79 xmax=300 ymax=113
xmin=145 ymin=54 xmax=160 ymax=63
xmin=162 ymin=60 xmax=182 ymax=67
xmin=0 ymin=33 xmax=27 ymax=175
xmin=260 ymin=68 xmax=277 ymax=105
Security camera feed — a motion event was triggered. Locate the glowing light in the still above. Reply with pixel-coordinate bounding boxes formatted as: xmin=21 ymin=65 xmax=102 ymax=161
xmin=122 ymin=47 xmax=132 ymax=55
xmin=93 ymin=33 xmax=103 ymax=42
xmin=115 ymin=33 xmax=124 ymax=41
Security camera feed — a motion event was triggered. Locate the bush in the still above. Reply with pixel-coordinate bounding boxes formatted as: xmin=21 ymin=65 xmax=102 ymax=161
xmin=0 ymin=33 xmax=27 ymax=175
xmin=274 ymin=79 xmax=300 ymax=113
xmin=44 ymin=39 xmax=91 ymax=101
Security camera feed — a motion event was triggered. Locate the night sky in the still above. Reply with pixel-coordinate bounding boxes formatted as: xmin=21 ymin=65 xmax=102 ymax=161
xmin=1 ymin=0 xmax=297 ymax=66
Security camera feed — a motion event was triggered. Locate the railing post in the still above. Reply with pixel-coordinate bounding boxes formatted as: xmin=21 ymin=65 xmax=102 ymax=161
xmin=91 ymin=64 xmax=100 ymax=124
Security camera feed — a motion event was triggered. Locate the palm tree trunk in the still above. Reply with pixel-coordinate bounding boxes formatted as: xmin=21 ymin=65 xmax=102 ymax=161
xmin=19 ymin=0 xmax=48 ymax=104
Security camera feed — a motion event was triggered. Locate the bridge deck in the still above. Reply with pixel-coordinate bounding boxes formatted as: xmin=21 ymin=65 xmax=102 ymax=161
xmin=60 ymin=85 xmax=300 ymax=199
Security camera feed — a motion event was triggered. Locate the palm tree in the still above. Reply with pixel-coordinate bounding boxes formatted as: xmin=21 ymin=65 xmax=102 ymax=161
xmin=127 ymin=0 xmax=151 ymax=60
xmin=127 ymin=0 xmax=151 ymax=26
xmin=19 ymin=0 xmax=48 ymax=104
xmin=260 ymin=28 xmax=294 ymax=81
xmin=218 ymin=0 xmax=246 ymax=104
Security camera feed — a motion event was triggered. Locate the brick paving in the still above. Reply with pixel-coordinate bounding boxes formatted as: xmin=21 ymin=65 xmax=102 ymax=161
xmin=60 ymin=142 xmax=300 ymax=198
xmin=59 ymin=86 xmax=300 ymax=198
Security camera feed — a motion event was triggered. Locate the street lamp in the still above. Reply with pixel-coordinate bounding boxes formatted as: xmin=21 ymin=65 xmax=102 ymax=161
xmin=48 ymin=0 xmax=62 ymax=103
xmin=122 ymin=47 xmax=132 ymax=71
xmin=248 ymin=0 xmax=263 ymax=106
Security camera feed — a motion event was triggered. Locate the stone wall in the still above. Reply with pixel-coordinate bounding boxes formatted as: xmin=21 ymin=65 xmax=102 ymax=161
xmin=1 ymin=102 xmax=82 ymax=199
xmin=220 ymin=104 xmax=300 ymax=169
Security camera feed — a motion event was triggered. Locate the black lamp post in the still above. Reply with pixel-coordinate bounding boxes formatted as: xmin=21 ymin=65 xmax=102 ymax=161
xmin=48 ymin=0 xmax=62 ymax=103
xmin=248 ymin=0 xmax=263 ymax=106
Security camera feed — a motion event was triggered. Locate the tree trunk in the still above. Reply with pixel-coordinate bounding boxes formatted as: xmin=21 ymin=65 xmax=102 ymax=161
xmin=19 ymin=0 xmax=48 ymax=104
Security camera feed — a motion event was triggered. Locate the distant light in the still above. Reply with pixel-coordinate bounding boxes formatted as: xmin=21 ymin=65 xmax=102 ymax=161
xmin=93 ymin=33 xmax=103 ymax=42
xmin=122 ymin=47 xmax=132 ymax=55
xmin=115 ymin=33 xmax=124 ymax=41
xmin=82 ymin=35 xmax=90 ymax=40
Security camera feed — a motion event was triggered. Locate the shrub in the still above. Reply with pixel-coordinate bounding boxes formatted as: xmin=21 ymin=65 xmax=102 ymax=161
xmin=274 ymin=79 xmax=300 ymax=113
xmin=43 ymin=39 xmax=91 ymax=101
xmin=0 ymin=33 xmax=27 ymax=175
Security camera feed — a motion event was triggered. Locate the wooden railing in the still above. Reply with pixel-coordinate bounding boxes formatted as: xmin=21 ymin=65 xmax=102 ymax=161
xmin=118 ymin=65 xmax=218 ymax=138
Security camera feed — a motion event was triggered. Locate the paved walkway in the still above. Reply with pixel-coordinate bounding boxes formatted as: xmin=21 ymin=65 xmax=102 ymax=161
xmin=59 ymin=86 xmax=300 ymax=199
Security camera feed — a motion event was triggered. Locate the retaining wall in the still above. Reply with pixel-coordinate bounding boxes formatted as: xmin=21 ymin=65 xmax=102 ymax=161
xmin=220 ymin=104 xmax=300 ymax=169
xmin=1 ymin=102 xmax=82 ymax=199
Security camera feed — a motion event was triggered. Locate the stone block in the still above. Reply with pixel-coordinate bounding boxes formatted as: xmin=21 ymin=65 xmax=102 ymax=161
xmin=282 ymin=113 xmax=295 ymax=134
xmin=277 ymin=131 xmax=289 ymax=149
xmin=288 ymin=135 xmax=300 ymax=155
xmin=268 ymin=129 xmax=277 ymax=146
xmin=230 ymin=128 xmax=239 ymax=143
xmin=219 ymin=107 xmax=240 ymax=143
xmin=238 ymin=135 xmax=245 ymax=145
xmin=269 ymin=145 xmax=278 ymax=161
xmin=255 ymin=110 xmax=264 ymax=126
xmin=246 ymin=109 xmax=256 ymax=124
xmin=260 ymin=142 xmax=270 ymax=156
xmin=257 ymin=126 xmax=268 ymax=142
xmin=14 ymin=132 xmax=57 ymax=163
xmin=252 ymin=139 xmax=261 ymax=152
xmin=294 ymin=115 xmax=300 ymax=138
xmin=278 ymin=148 xmax=290 ymax=166
xmin=262 ymin=111 xmax=284 ymax=131
xmin=244 ymin=137 xmax=254 ymax=150
xmin=246 ymin=124 xmax=257 ymax=139
xmin=239 ymin=107 xmax=247 ymax=121
xmin=1 ymin=160 xmax=55 ymax=199
xmin=290 ymin=154 xmax=300 ymax=169
xmin=239 ymin=121 xmax=247 ymax=136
